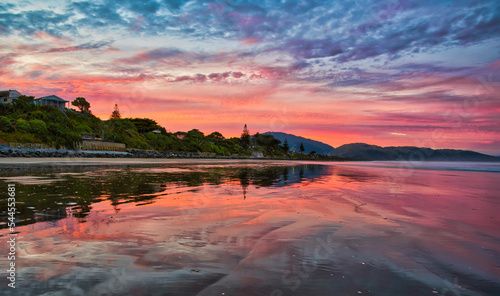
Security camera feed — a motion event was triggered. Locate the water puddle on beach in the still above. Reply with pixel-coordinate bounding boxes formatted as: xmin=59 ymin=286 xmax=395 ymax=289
xmin=0 ymin=161 xmax=499 ymax=295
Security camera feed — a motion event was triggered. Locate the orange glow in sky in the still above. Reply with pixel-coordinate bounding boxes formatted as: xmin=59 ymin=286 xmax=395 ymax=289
xmin=1 ymin=0 xmax=499 ymax=154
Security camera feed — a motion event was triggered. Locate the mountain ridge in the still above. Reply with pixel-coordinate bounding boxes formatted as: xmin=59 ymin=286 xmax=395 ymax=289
xmin=263 ymin=132 xmax=336 ymax=155
xmin=332 ymin=143 xmax=499 ymax=162
xmin=264 ymin=132 xmax=498 ymax=161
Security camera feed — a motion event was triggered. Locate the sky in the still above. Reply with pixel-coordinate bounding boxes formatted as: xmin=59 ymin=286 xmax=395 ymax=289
xmin=0 ymin=0 xmax=499 ymax=154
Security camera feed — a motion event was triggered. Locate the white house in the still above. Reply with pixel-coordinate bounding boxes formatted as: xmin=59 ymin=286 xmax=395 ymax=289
xmin=0 ymin=89 xmax=21 ymax=104
xmin=34 ymin=95 xmax=69 ymax=109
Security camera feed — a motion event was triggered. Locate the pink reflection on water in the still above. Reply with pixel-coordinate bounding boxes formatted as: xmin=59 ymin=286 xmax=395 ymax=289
xmin=1 ymin=162 xmax=499 ymax=294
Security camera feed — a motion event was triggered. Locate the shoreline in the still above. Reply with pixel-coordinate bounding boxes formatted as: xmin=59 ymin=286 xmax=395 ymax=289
xmin=0 ymin=157 xmax=309 ymax=173
xmin=0 ymin=157 xmax=298 ymax=165
xmin=1 ymin=158 xmax=499 ymax=175
xmin=0 ymin=147 xmax=346 ymax=163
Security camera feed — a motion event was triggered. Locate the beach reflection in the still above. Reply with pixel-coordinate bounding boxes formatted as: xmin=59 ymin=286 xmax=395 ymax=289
xmin=0 ymin=161 xmax=499 ymax=295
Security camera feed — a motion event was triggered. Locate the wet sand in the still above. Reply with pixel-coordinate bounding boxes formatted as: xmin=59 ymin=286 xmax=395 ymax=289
xmin=0 ymin=161 xmax=499 ymax=295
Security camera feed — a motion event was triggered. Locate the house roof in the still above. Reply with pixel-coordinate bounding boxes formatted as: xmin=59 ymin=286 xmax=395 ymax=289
xmin=0 ymin=90 xmax=21 ymax=95
xmin=36 ymin=95 xmax=68 ymax=102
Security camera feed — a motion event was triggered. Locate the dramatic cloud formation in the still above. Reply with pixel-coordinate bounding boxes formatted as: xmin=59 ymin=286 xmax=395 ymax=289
xmin=0 ymin=0 xmax=499 ymax=154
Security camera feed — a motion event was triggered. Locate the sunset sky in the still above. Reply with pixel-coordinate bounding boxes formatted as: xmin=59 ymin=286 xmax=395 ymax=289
xmin=1 ymin=0 xmax=499 ymax=154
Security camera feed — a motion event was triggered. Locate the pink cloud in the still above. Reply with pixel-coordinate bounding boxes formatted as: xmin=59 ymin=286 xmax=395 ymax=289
xmin=33 ymin=31 xmax=73 ymax=47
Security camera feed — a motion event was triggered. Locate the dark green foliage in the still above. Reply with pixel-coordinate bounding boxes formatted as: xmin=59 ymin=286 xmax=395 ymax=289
xmin=11 ymin=96 xmax=36 ymax=116
xmin=28 ymin=110 xmax=45 ymax=120
xmin=254 ymin=132 xmax=281 ymax=146
xmin=250 ymin=132 xmax=287 ymax=157
xmin=130 ymin=118 xmax=162 ymax=133
xmin=187 ymin=129 xmax=204 ymax=139
xmin=66 ymin=109 xmax=102 ymax=136
xmin=15 ymin=119 xmax=30 ymax=133
xmin=104 ymin=118 xmax=150 ymax=149
xmin=107 ymin=118 xmax=136 ymax=131
xmin=75 ymin=124 xmax=93 ymax=134
xmin=0 ymin=103 xmax=13 ymax=116
xmin=16 ymin=95 xmax=35 ymax=103
xmin=47 ymin=123 xmax=81 ymax=149
xmin=300 ymin=142 xmax=305 ymax=152
xmin=0 ymin=116 xmax=14 ymax=133
xmin=145 ymin=132 xmax=175 ymax=151
xmin=28 ymin=119 xmax=48 ymax=139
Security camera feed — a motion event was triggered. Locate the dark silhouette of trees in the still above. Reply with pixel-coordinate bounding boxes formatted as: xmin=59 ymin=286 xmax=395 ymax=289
xmin=71 ymin=97 xmax=91 ymax=114
xmin=208 ymin=132 xmax=224 ymax=139
xmin=110 ymin=103 xmax=121 ymax=119
xmin=241 ymin=124 xmax=250 ymax=147
xmin=283 ymin=138 xmax=289 ymax=152
xmin=300 ymin=142 xmax=305 ymax=153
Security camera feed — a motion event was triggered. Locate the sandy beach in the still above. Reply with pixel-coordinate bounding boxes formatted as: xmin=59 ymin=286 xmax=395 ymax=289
xmin=1 ymin=160 xmax=499 ymax=295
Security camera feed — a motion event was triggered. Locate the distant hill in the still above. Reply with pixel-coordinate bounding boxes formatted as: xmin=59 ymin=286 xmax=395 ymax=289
xmin=333 ymin=143 xmax=500 ymax=162
xmin=263 ymin=132 xmax=335 ymax=155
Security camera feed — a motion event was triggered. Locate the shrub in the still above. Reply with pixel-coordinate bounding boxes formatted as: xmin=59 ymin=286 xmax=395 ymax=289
xmin=29 ymin=119 xmax=48 ymax=139
xmin=0 ymin=116 xmax=14 ymax=133
xmin=75 ymin=124 xmax=92 ymax=134
xmin=107 ymin=118 xmax=136 ymax=131
xmin=28 ymin=111 xmax=45 ymax=120
xmin=15 ymin=119 xmax=31 ymax=133
xmin=145 ymin=132 xmax=174 ymax=151
xmin=47 ymin=123 xmax=81 ymax=149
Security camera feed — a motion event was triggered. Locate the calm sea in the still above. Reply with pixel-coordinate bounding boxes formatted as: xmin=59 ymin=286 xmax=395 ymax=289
xmin=0 ymin=160 xmax=499 ymax=295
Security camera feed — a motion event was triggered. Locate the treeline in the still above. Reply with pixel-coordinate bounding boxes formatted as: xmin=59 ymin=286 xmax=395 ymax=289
xmin=0 ymin=96 xmax=302 ymax=157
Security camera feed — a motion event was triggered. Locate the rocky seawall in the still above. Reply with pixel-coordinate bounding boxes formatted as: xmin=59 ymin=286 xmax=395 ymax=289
xmin=0 ymin=148 xmax=247 ymax=159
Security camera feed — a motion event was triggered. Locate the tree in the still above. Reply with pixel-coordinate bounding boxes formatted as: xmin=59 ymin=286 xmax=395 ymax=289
xmin=110 ymin=103 xmax=121 ymax=119
xmin=241 ymin=124 xmax=249 ymax=138
xmin=130 ymin=118 xmax=160 ymax=133
xmin=187 ymin=129 xmax=204 ymax=139
xmin=283 ymin=138 xmax=289 ymax=152
xmin=16 ymin=95 xmax=35 ymax=104
xmin=29 ymin=119 xmax=48 ymax=140
xmin=299 ymin=142 xmax=305 ymax=153
xmin=254 ymin=133 xmax=280 ymax=147
xmin=12 ymin=95 xmax=36 ymax=114
xmin=71 ymin=97 xmax=91 ymax=114
xmin=241 ymin=124 xmax=250 ymax=147
xmin=15 ymin=119 xmax=30 ymax=133
xmin=207 ymin=131 xmax=224 ymax=140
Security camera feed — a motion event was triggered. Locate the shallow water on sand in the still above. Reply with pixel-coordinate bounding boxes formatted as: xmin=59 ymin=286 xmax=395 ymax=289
xmin=0 ymin=161 xmax=499 ymax=295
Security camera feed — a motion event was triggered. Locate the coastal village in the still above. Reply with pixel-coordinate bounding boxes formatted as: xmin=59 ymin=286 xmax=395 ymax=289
xmin=1 ymin=89 xmax=69 ymax=109
xmin=0 ymin=89 xmax=127 ymax=153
